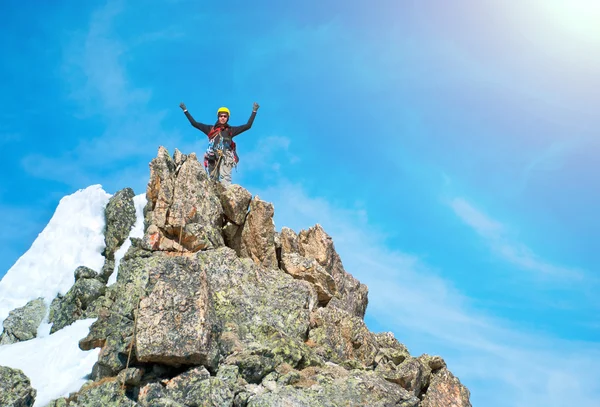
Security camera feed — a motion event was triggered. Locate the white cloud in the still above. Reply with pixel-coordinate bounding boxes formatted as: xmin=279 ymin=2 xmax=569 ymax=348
xmin=20 ymin=1 xmax=183 ymax=193
xmin=249 ymin=180 xmax=600 ymax=407
xmin=449 ymin=197 xmax=582 ymax=278
xmin=236 ymin=135 xmax=298 ymax=175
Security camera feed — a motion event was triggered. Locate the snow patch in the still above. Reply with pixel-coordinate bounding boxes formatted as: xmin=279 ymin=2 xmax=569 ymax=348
xmin=0 ymin=318 xmax=101 ymax=407
xmin=0 ymin=185 xmax=111 ymax=326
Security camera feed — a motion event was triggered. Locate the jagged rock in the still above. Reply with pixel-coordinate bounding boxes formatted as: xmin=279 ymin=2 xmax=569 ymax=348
xmin=103 ymin=187 xmax=137 ymax=260
xmin=135 ymin=255 xmax=213 ymax=366
xmin=67 ymin=147 xmax=471 ymax=406
xmin=374 ymin=332 xmax=411 ymax=366
xmin=47 ymin=398 xmax=69 ymax=407
xmin=99 ymin=259 xmax=115 ymax=283
xmin=117 ymin=367 xmax=144 ymax=386
xmin=218 ymin=184 xmax=252 ymax=225
xmin=0 ymin=298 xmax=46 ymax=345
xmin=421 ymin=367 xmax=472 ymax=407
xmin=224 ymin=332 xmax=321 ymax=384
xmin=75 ymin=265 xmax=99 ymax=280
xmin=223 ymin=221 xmax=243 ymax=255
xmin=281 ymin=253 xmax=336 ymax=305
xmin=299 ymin=224 xmax=369 ymax=318
xmin=240 ymin=196 xmax=278 ymax=270
xmin=49 ymin=269 xmax=106 ymax=334
xmin=163 ymin=366 xmax=235 ymax=406
xmin=79 ymin=249 xmax=153 ymax=377
xmin=308 ymin=306 xmax=378 ymax=368
xmin=280 ymin=227 xmax=301 ymax=256
xmin=138 ymin=382 xmax=184 ymax=406
xmin=247 ymin=364 xmax=420 ymax=406
xmin=146 ymin=146 xmax=177 ymax=228
xmin=376 ymin=356 xmax=430 ymax=397
xmin=419 ymin=353 xmax=447 ymax=372
xmin=0 ymin=365 xmax=36 ymax=407
xmin=206 ymin=247 xmax=314 ymax=349
xmin=144 ymin=147 xmax=224 ymax=253
xmin=66 ymin=378 xmax=137 ymax=407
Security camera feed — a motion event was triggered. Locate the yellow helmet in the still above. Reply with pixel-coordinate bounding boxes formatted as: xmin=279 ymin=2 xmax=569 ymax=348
xmin=217 ymin=107 xmax=230 ymax=116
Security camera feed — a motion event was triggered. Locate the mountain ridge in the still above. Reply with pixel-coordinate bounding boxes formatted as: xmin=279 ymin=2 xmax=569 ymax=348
xmin=0 ymin=146 xmax=472 ymax=407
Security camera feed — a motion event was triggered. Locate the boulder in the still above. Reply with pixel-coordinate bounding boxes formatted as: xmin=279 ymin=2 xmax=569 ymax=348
xmin=421 ymin=367 xmax=472 ymax=407
xmin=240 ymin=197 xmax=278 ymax=270
xmin=144 ymin=147 xmax=224 ymax=253
xmin=135 ymin=256 xmax=213 ymax=366
xmin=49 ymin=267 xmax=106 ymax=334
xmin=0 ymin=298 xmax=46 ymax=345
xmin=103 ymin=187 xmax=137 ymax=261
xmin=0 ymin=365 xmax=36 ymax=407
xmin=247 ymin=364 xmax=419 ymax=407
xmin=308 ymin=306 xmax=378 ymax=368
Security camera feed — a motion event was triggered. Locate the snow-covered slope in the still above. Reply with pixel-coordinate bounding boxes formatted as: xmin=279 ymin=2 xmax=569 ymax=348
xmin=0 ymin=319 xmax=100 ymax=407
xmin=0 ymin=184 xmax=146 ymax=406
xmin=0 ymin=185 xmax=110 ymax=326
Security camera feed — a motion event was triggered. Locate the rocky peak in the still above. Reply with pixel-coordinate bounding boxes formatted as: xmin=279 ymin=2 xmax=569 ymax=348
xmin=1 ymin=147 xmax=472 ymax=407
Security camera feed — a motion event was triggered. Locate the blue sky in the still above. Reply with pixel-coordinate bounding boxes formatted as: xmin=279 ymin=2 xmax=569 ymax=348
xmin=1 ymin=0 xmax=599 ymax=405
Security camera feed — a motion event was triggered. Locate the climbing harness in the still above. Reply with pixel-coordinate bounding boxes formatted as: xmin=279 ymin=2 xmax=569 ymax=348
xmin=204 ymin=126 xmax=238 ymax=180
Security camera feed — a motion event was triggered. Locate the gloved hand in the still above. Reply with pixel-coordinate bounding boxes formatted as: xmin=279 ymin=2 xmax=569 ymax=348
xmin=179 ymin=102 xmax=187 ymax=111
xmin=253 ymin=102 xmax=260 ymax=112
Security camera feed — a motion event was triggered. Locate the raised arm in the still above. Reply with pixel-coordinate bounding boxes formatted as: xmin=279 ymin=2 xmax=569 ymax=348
xmin=231 ymin=102 xmax=260 ymax=137
xmin=179 ymin=102 xmax=212 ymax=135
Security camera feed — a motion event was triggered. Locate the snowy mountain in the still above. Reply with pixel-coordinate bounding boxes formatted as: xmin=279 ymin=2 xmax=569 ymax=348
xmin=0 ymin=185 xmax=147 ymax=406
xmin=0 ymin=147 xmax=472 ymax=407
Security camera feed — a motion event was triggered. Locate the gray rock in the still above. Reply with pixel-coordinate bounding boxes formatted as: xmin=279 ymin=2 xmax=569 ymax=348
xmin=135 ymin=255 xmax=213 ymax=366
xmin=78 ymin=251 xmax=154 ymax=378
xmin=104 ymin=187 xmax=137 ymax=261
xmin=223 ymin=221 xmax=243 ymax=255
xmin=66 ymin=147 xmax=471 ymax=407
xmin=247 ymin=365 xmax=419 ymax=407
xmin=0 ymin=298 xmax=46 ymax=345
xmin=376 ymin=356 xmax=431 ymax=397
xmin=139 ymin=382 xmax=185 ymax=406
xmin=144 ymin=148 xmax=224 ymax=253
xmin=75 ymin=266 xmax=99 ymax=280
xmin=240 ymin=197 xmax=278 ymax=270
xmin=98 ymin=259 xmax=115 ymax=284
xmin=162 ymin=367 xmax=235 ymax=407
xmin=0 ymin=365 xmax=36 ymax=407
xmin=49 ymin=274 xmax=106 ymax=334
xmin=421 ymin=367 xmax=472 ymax=407
xmin=66 ymin=378 xmax=137 ymax=407
xmin=281 ymin=253 xmax=336 ymax=305
xmin=374 ymin=332 xmax=411 ymax=366
xmin=218 ymin=184 xmax=252 ymax=225
xmin=299 ymin=224 xmax=369 ymax=318
xmin=308 ymin=306 xmax=378 ymax=368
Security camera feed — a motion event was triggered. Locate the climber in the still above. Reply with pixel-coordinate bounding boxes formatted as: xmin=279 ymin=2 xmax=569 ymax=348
xmin=179 ymin=102 xmax=259 ymax=187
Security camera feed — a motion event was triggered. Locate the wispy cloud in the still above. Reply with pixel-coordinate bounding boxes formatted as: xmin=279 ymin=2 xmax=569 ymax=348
xmin=235 ymin=136 xmax=299 ymax=184
xmin=450 ymin=197 xmax=582 ymax=278
xmin=251 ymin=180 xmax=600 ymax=407
xmin=20 ymin=1 xmax=182 ymax=194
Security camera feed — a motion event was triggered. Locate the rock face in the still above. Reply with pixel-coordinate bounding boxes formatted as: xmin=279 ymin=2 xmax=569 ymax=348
xmin=421 ymin=367 xmax=472 ymax=407
xmin=144 ymin=147 xmax=223 ymax=253
xmin=0 ymin=298 xmax=47 ymax=345
xmin=49 ymin=266 xmax=106 ymax=334
xmin=240 ymin=197 xmax=278 ymax=270
xmin=41 ymin=147 xmax=472 ymax=407
xmin=0 ymin=365 xmax=36 ymax=407
xmin=103 ymin=187 xmax=137 ymax=260
xmin=135 ymin=255 xmax=212 ymax=365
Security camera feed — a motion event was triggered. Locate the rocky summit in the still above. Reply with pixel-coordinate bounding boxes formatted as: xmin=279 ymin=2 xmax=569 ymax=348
xmin=1 ymin=146 xmax=472 ymax=407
